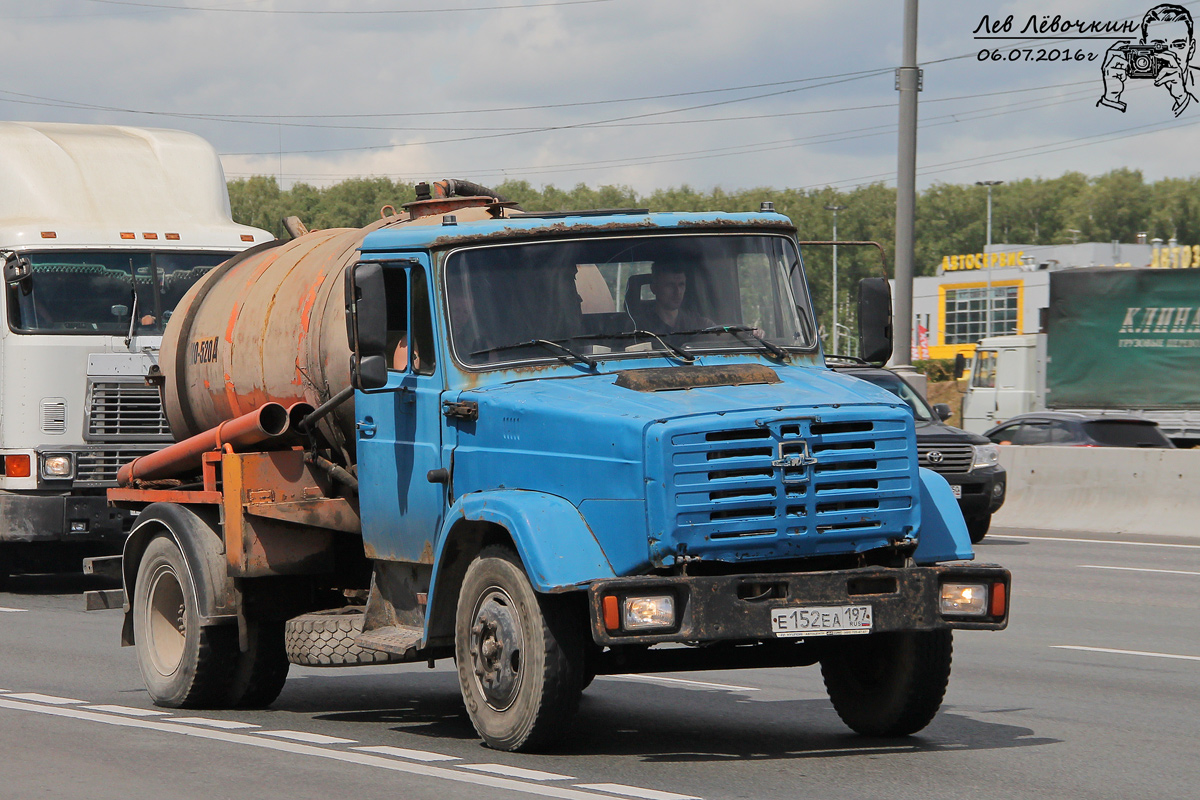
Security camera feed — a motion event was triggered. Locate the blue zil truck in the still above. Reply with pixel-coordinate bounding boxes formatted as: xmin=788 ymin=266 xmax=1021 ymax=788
xmin=104 ymin=182 xmax=1010 ymax=752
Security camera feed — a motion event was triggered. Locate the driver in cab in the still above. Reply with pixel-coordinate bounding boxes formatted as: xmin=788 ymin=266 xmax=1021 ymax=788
xmin=632 ymin=262 xmax=712 ymax=334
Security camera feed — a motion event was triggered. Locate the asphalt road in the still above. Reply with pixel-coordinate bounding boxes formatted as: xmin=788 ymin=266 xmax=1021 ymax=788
xmin=2 ymin=529 xmax=1198 ymax=800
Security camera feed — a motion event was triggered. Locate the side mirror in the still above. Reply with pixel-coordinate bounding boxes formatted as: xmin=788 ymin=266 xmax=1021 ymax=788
xmin=953 ymin=353 xmax=966 ymax=380
xmin=3 ymin=254 xmax=32 ymax=295
xmin=857 ymin=277 xmax=892 ymax=364
xmin=345 ymin=262 xmax=389 ymax=391
xmin=932 ymin=403 xmax=952 ymax=421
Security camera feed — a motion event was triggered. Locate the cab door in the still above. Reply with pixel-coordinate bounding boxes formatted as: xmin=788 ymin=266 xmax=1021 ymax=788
xmin=356 ymin=257 xmax=448 ymax=563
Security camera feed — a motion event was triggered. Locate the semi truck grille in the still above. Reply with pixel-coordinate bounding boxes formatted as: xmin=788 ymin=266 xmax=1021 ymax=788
xmin=649 ymin=411 xmax=919 ymax=564
xmin=75 ymin=446 xmax=161 ymax=487
xmin=85 ymin=380 xmax=171 ymax=442
xmin=917 ymin=443 xmax=973 ymax=474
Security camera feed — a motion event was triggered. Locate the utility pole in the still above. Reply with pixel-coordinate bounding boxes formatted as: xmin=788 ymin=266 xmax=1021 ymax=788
xmin=976 ymin=180 xmax=1002 ymax=337
xmin=825 ymin=203 xmax=847 ymax=354
xmin=893 ymin=0 xmax=920 ymax=379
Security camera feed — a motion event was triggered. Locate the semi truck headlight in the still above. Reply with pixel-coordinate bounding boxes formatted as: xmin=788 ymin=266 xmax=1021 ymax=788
xmin=940 ymin=583 xmax=988 ymax=616
xmin=623 ymin=595 xmax=676 ymax=630
xmin=41 ymin=453 xmax=74 ymax=479
xmin=971 ymin=444 xmax=1000 ymax=470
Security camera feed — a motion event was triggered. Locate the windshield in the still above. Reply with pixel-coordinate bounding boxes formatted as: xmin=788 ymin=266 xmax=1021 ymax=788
xmin=853 ymin=370 xmax=933 ymax=422
xmin=7 ymin=251 xmax=234 ymax=335
xmin=445 ymin=234 xmax=814 ymax=368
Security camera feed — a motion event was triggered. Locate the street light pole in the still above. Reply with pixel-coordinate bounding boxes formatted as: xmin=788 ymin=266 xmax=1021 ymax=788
xmin=975 ymin=180 xmax=1003 ymax=338
xmin=824 ymin=203 xmax=847 ymax=354
xmin=893 ymin=0 xmax=919 ymax=372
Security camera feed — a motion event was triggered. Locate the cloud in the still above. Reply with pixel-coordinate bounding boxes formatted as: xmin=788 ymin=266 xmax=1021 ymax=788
xmin=3 ymin=0 xmax=1196 ymax=193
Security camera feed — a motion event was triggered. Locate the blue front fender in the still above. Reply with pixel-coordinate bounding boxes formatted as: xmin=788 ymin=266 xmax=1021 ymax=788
xmin=433 ymin=490 xmax=617 ymax=593
xmin=913 ymin=467 xmax=974 ymax=564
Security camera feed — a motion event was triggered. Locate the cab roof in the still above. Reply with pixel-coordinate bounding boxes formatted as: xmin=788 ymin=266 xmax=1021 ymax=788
xmin=358 ymin=209 xmax=796 ymax=254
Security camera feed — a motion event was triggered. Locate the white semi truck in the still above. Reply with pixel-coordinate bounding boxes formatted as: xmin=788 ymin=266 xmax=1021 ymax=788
xmin=0 ymin=121 xmax=271 ymax=584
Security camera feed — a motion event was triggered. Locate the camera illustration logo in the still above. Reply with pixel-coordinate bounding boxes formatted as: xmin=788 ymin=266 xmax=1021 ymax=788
xmin=1099 ymin=3 xmax=1198 ymax=116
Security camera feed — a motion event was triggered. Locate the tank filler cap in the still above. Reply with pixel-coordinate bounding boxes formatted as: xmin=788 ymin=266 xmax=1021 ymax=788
xmin=443 ymin=215 xmax=458 ymax=226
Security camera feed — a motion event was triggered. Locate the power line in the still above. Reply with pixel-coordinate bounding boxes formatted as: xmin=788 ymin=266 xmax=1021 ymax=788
xmin=80 ymin=0 xmax=618 ymax=14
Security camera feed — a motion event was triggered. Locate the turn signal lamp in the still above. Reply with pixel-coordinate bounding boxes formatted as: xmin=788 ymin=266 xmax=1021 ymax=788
xmin=4 ymin=454 xmax=31 ymax=478
xmin=940 ymin=582 xmax=988 ymax=616
xmin=989 ymin=582 xmax=1007 ymax=617
xmin=240 ymin=234 xmax=255 ymax=242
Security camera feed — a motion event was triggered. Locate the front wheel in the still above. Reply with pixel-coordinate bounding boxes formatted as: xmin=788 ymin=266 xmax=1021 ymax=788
xmin=966 ymin=514 xmax=991 ymax=544
xmin=820 ymin=629 xmax=953 ymax=737
xmin=455 ymin=546 xmax=586 ymax=752
xmin=132 ymin=535 xmax=236 ymax=707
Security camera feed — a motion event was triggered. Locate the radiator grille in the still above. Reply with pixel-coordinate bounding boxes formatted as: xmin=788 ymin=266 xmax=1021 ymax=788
xmin=649 ymin=411 xmax=918 ymax=564
xmin=75 ymin=446 xmax=162 ymax=487
xmin=86 ymin=380 xmax=171 ymax=441
xmin=917 ymin=443 xmax=973 ymax=474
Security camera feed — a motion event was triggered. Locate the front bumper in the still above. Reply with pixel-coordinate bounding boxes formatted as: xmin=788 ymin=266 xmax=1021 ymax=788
xmin=587 ymin=563 xmax=1010 ymax=646
xmin=941 ymin=465 xmax=1006 ymax=518
xmin=0 ymin=492 xmax=133 ymax=543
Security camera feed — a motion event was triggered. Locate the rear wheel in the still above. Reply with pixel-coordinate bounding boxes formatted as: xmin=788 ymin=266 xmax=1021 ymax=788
xmin=132 ymin=535 xmax=236 ymax=708
xmin=224 ymin=621 xmax=290 ymax=708
xmin=455 ymin=546 xmax=586 ymax=752
xmin=820 ymin=629 xmax=953 ymax=737
xmin=966 ymin=514 xmax=991 ymax=544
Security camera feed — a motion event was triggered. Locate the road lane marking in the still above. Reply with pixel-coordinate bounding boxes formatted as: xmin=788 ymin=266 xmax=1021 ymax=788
xmin=5 ymin=692 xmax=83 ymax=705
xmin=460 ymin=764 xmax=575 ymax=781
xmin=1053 ymin=646 xmax=1200 ymax=662
xmin=168 ymin=716 xmax=260 ymax=729
xmin=0 ymin=606 xmax=27 ymax=612
xmin=1079 ymin=565 xmax=1200 ymax=577
xmin=575 ymin=784 xmax=700 ymax=800
xmin=256 ymin=729 xmax=355 ymax=744
xmin=606 ymin=674 xmax=759 ymax=692
xmin=0 ymin=697 xmax=661 ymax=800
xmin=352 ymin=745 xmax=459 ymax=762
xmin=991 ymin=534 xmax=1200 ymax=550
xmin=83 ymin=705 xmax=170 ymax=717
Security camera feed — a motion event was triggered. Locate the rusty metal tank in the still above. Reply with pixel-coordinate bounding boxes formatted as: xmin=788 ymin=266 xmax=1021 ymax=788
xmin=159 ymin=225 xmax=372 ymax=461
xmin=159 ymin=186 xmax=513 ymax=463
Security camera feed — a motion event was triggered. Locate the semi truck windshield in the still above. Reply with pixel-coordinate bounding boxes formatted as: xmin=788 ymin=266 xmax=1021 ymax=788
xmin=7 ymin=251 xmax=234 ymax=335
xmin=445 ymin=234 xmax=815 ymax=368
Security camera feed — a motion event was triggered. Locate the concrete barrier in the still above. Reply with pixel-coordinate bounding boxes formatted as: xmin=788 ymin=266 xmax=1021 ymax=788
xmin=992 ymin=445 xmax=1200 ymax=537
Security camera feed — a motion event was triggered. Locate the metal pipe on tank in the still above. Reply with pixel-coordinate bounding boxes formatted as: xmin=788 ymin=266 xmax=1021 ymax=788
xmin=116 ymin=402 xmax=290 ymax=486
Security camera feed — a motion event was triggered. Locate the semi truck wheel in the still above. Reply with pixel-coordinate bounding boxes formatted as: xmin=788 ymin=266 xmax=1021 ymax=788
xmin=132 ymin=535 xmax=236 ymax=708
xmin=819 ymin=629 xmax=952 ymax=737
xmin=966 ymin=515 xmax=991 ymax=544
xmin=455 ymin=545 xmax=586 ymax=752
xmin=284 ymin=608 xmax=400 ymax=666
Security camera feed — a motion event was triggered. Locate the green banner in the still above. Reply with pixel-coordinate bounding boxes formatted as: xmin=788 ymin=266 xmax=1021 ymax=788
xmin=1047 ymin=268 xmax=1200 ymax=409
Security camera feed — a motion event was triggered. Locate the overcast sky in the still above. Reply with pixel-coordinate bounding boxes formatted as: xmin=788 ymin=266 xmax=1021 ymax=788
xmin=4 ymin=0 xmax=1199 ymax=194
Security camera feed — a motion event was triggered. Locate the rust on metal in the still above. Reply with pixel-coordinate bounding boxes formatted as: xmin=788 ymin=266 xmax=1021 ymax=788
xmin=116 ymin=402 xmax=290 ymax=486
xmin=613 ymin=363 xmax=781 ymax=392
xmin=245 ymin=497 xmax=360 ymax=534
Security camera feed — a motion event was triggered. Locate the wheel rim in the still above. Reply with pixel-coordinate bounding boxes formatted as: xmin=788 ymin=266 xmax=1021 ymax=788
xmin=468 ymin=585 xmax=525 ymax=712
xmin=145 ymin=563 xmax=187 ymax=677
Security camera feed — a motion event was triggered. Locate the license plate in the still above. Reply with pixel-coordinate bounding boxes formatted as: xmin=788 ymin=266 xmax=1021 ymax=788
xmin=951 ymin=484 xmax=962 ymax=498
xmin=770 ymin=605 xmax=873 ymax=638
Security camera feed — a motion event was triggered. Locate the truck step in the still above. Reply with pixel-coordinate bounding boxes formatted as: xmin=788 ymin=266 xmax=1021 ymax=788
xmin=355 ymin=625 xmax=424 ymax=658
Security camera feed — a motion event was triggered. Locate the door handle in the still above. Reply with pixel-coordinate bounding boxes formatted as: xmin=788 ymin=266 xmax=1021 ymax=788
xmin=356 ymin=418 xmax=377 ymax=438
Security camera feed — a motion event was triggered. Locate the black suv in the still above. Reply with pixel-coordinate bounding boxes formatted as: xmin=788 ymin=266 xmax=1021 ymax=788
xmin=830 ymin=360 xmax=1006 ymax=543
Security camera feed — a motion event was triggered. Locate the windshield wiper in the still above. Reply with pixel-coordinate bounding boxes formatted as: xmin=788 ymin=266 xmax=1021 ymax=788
xmin=569 ymin=330 xmax=695 ymax=363
xmin=671 ymin=325 xmax=790 ymax=360
xmin=471 ymin=338 xmax=597 ymax=370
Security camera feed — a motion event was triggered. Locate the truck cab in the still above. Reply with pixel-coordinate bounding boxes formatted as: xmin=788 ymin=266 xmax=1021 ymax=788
xmin=960 ymin=333 xmax=1043 ymax=435
xmin=0 ymin=121 xmax=270 ymax=584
